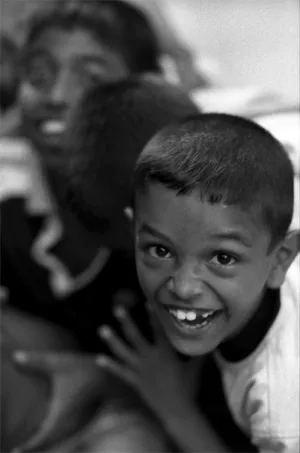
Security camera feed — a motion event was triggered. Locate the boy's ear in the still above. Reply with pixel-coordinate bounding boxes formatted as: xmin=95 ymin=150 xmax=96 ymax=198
xmin=124 ymin=206 xmax=134 ymax=222
xmin=267 ymin=230 xmax=300 ymax=288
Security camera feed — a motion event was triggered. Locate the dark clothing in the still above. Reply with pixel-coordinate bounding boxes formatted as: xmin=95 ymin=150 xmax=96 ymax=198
xmin=1 ymin=197 xmax=148 ymax=353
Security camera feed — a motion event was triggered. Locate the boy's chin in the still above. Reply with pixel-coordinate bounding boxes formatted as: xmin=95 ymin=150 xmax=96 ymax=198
xmin=168 ymin=334 xmax=221 ymax=357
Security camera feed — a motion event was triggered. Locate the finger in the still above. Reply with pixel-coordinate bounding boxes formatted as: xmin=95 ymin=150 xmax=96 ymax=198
xmin=98 ymin=325 xmax=138 ymax=366
xmin=12 ymin=350 xmax=98 ymax=372
xmin=114 ymin=307 xmax=148 ymax=351
xmin=96 ymin=355 xmax=135 ymax=386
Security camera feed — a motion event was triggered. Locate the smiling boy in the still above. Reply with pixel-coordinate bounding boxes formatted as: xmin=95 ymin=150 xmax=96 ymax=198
xmin=99 ymin=114 xmax=300 ymax=452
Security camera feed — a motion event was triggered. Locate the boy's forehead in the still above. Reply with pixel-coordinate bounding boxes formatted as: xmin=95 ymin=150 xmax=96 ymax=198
xmin=135 ymin=183 xmax=269 ymax=246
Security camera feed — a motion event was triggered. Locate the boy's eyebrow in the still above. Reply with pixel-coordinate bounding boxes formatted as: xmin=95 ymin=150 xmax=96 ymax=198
xmin=139 ymin=224 xmax=253 ymax=248
xmin=138 ymin=223 xmax=171 ymax=243
xmin=208 ymin=231 xmax=253 ymax=248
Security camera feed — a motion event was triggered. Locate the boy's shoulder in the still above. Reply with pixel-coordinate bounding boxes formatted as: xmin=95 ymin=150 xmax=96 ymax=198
xmin=218 ymin=257 xmax=299 ymax=376
xmin=216 ymin=257 xmax=299 ymax=451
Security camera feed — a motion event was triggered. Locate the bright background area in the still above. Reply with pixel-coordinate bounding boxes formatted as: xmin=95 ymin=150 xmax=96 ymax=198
xmin=162 ymin=0 xmax=299 ymax=102
xmin=1 ymin=0 xmax=299 ymax=102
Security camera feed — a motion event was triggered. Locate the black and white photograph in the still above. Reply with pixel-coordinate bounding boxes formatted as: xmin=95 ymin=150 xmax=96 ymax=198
xmin=1 ymin=1 xmax=299 ymax=452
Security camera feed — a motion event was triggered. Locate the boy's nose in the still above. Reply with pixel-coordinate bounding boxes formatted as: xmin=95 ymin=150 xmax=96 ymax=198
xmin=167 ymin=264 xmax=204 ymax=302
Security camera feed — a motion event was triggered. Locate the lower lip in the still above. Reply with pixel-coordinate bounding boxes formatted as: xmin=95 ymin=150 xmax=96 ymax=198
xmin=40 ymin=128 xmax=64 ymax=140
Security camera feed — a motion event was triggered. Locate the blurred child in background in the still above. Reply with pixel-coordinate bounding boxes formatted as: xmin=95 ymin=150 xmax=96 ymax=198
xmin=1 ymin=2 xmax=199 ymax=354
xmin=1 ymin=77 xmax=199 ymax=452
xmin=0 ymin=0 xmax=185 ymax=350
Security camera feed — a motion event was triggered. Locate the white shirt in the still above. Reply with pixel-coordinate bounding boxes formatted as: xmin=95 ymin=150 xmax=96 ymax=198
xmin=215 ymin=256 xmax=300 ymax=453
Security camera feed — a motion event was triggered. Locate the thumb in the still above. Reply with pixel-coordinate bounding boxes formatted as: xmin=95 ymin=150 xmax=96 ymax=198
xmin=13 ymin=350 xmax=98 ymax=373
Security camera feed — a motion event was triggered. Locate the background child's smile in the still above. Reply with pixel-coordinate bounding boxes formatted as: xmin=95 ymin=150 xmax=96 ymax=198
xmin=19 ymin=27 xmax=129 ymax=163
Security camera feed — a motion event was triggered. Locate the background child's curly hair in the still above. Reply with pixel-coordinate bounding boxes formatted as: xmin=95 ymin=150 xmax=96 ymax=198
xmin=63 ymin=76 xmax=200 ymax=230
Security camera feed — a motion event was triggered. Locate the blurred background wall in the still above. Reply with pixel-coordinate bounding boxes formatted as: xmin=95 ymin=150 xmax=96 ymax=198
xmin=1 ymin=0 xmax=299 ymax=102
xmin=164 ymin=0 xmax=299 ymax=103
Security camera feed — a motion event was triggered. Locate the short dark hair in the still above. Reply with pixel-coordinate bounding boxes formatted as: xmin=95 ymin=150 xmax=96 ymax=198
xmin=63 ymin=76 xmax=200 ymax=230
xmin=135 ymin=114 xmax=294 ymax=248
xmin=22 ymin=0 xmax=160 ymax=73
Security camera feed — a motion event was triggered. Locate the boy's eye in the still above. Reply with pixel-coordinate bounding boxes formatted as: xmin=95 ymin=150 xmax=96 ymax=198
xmin=148 ymin=245 xmax=171 ymax=259
xmin=210 ymin=253 xmax=237 ymax=266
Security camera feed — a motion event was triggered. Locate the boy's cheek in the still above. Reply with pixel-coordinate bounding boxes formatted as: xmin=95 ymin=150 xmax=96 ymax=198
xmin=136 ymin=264 xmax=167 ymax=300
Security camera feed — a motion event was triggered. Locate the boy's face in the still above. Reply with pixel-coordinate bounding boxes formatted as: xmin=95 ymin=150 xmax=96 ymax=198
xmin=135 ymin=183 xmax=281 ymax=356
xmin=19 ymin=27 xmax=129 ymax=166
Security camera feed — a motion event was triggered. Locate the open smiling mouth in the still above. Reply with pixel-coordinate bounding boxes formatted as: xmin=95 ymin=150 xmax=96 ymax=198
xmin=164 ymin=306 xmax=223 ymax=331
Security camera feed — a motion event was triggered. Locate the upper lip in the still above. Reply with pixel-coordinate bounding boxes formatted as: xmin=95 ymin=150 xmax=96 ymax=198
xmin=34 ymin=112 xmax=66 ymax=123
xmin=162 ymin=303 xmax=222 ymax=313
xmin=39 ymin=117 xmax=65 ymax=125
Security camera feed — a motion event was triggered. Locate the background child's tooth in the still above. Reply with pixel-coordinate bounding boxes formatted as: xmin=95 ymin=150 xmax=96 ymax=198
xmin=186 ymin=311 xmax=196 ymax=321
xmin=43 ymin=122 xmax=65 ymax=133
xmin=177 ymin=310 xmax=186 ymax=320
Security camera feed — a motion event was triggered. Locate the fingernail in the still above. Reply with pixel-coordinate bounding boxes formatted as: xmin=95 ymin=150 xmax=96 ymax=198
xmin=114 ymin=306 xmax=126 ymax=318
xmin=98 ymin=326 xmax=111 ymax=338
xmin=13 ymin=350 xmax=29 ymax=363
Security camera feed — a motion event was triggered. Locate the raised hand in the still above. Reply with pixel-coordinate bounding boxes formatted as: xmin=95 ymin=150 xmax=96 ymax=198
xmin=97 ymin=305 xmax=202 ymax=420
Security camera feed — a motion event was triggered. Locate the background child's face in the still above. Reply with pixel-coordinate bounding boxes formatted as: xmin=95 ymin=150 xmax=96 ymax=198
xmin=18 ymin=26 xmax=129 ymax=165
xmin=135 ymin=183 xmax=278 ymax=356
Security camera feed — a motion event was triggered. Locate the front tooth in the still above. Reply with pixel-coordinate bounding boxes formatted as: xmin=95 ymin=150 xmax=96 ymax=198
xmin=186 ymin=311 xmax=197 ymax=321
xmin=177 ymin=310 xmax=186 ymax=320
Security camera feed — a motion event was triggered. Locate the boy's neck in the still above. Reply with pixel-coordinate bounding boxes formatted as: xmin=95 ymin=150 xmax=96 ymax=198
xmin=218 ymin=288 xmax=280 ymax=362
